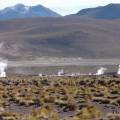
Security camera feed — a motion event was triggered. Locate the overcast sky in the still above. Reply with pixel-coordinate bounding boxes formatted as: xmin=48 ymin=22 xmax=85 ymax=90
xmin=0 ymin=0 xmax=120 ymax=15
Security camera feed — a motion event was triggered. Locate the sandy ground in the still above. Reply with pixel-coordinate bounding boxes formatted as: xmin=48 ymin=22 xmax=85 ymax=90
xmin=1 ymin=58 xmax=120 ymax=75
xmin=7 ymin=58 xmax=120 ymax=67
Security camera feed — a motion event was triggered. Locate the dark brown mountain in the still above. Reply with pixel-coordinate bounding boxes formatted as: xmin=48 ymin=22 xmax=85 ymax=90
xmin=69 ymin=4 xmax=120 ymax=19
xmin=0 ymin=18 xmax=120 ymax=60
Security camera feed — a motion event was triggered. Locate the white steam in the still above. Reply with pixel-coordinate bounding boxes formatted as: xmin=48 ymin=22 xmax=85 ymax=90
xmin=96 ymin=67 xmax=107 ymax=75
xmin=117 ymin=65 xmax=120 ymax=75
xmin=0 ymin=62 xmax=7 ymax=77
xmin=58 ymin=69 xmax=64 ymax=76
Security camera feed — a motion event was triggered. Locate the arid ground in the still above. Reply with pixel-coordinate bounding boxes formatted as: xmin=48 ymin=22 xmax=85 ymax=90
xmin=0 ymin=75 xmax=120 ymax=120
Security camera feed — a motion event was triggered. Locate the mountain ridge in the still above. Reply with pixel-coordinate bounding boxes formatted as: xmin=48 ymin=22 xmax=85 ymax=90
xmin=68 ymin=3 xmax=120 ymax=19
xmin=0 ymin=4 xmax=61 ymax=20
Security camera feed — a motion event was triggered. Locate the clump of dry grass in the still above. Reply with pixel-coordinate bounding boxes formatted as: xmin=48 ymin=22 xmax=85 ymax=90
xmin=26 ymin=105 xmax=58 ymax=120
xmin=0 ymin=112 xmax=20 ymax=120
xmin=0 ymin=75 xmax=120 ymax=120
xmin=106 ymin=113 xmax=120 ymax=120
xmin=76 ymin=105 xmax=101 ymax=119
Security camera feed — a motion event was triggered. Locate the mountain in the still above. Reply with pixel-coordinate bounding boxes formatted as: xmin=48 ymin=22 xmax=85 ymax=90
xmin=69 ymin=3 xmax=120 ymax=19
xmin=0 ymin=18 xmax=120 ymax=60
xmin=0 ymin=4 xmax=61 ymax=19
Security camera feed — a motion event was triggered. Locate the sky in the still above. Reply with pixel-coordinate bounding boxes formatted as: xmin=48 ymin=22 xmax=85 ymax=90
xmin=0 ymin=0 xmax=120 ymax=15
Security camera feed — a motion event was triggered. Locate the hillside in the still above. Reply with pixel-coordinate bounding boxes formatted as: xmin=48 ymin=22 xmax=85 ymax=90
xmin=0 ymin=18 xmax=120 ymax=60
xmin=69 ymin=4 xmax=120 ymax=19
xmin=0 ymin=4 xmax=61 ymax=20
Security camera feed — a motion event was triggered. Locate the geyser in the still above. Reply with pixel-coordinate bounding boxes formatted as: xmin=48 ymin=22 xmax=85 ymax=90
xmin=117 ymin=65 xmax=120 ymax=75
xmin=58 ymin=69 xmax=64 ymax=76
xmin=0 ymin=62 xmax=7 ymax=77
xmin=96 ymin=67 xmax=107 ymax=75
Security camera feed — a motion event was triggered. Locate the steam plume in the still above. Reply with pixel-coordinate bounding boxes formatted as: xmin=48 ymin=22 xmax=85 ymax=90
xmin=96 ymin=67 xmax=107 ymax=75
xmin=117 ymin=65 xmax=120 ymax=75
xmin=58 ymin=69 xmax=64 ymax=76
xmin=0 ymin=62 xmax=7 ymax=77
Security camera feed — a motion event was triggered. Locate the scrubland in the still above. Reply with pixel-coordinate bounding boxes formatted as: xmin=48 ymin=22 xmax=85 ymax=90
xmin=0 ymin=75 xmax=120 ymax=120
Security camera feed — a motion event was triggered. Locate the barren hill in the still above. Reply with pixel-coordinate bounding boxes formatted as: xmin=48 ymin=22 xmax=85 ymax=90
xmin=69 ymin=4 xmax=120 ymax=19
xmin=0 ymin=18 xmax=120 ymax=60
